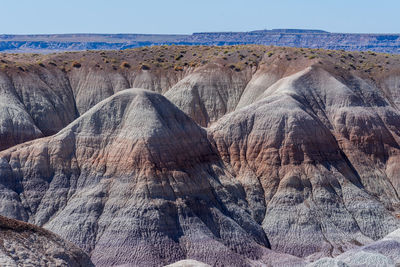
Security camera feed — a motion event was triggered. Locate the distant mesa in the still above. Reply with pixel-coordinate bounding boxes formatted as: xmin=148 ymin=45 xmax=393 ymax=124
xmin=255 ymin=28 xmax=330 ymax=33
xmin=194 ymin=29 xmax=330 ymax=34
xmin=0 ymin=28 xmax=399 ymax=53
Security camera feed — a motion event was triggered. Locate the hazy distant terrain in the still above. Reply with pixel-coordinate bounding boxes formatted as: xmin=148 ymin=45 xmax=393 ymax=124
xmin=1 ymin=29 xmax=400 ymax=53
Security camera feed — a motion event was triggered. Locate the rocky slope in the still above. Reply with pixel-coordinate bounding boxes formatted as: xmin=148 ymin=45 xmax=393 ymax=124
xmin=0 ymin=215 xmax=93 ymax=266
xmin=209 ymin=64 xmax=400 ymax=260
xmin=164 ymin=63 xmax=253 ymax=126
xmin=0 ymin=46 xmax=399 ymax=266
xmin=308 ymin=227 xmax=400 ymax=266
xmin=0 ymin=89 xmax=305 ymax=266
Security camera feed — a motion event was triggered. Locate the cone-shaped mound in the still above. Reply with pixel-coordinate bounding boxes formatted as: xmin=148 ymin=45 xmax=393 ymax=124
xmin=0 ymin=88 xmax=303 ymax=266
xmin=210 ymin=66 xmax=400 ymax=259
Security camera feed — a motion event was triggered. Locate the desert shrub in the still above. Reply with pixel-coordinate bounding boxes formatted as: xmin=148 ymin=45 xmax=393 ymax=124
xmin=140 ymin=63 xmax=150 ymax=70
xmin=174 ymin=65 xmax=184 ymax=71
xmin=48 ymin=62 xmax=57 ymax=66
xmin=175 ymin=54 xmax=183 ymax=60
xmin=120 ymin=62 xmax=131 ymax=68
xmin=267 ymin=51 xmax=274 ymax=57
xmin=72 ymin=61 xmax=81 ymax=68
xmin=308 ymin=55 xmax=317 ymax=59
xmin=229 ymin=63 xmax=242 ymax=72
xmin=37 ymin=62 xmax=45 ymax=67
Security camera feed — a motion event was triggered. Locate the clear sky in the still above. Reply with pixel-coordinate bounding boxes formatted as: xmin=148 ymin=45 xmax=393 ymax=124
xmin=1 ymin=0 xmax=399 ymax=34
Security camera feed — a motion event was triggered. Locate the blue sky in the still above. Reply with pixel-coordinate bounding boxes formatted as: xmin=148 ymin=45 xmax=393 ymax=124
xmin=1 ymin=0 xmax=399 ymax=34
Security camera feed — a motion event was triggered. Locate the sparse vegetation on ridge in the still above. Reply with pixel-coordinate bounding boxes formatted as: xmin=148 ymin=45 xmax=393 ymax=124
xmin=0 ymin=45 xmax=398 ymax=79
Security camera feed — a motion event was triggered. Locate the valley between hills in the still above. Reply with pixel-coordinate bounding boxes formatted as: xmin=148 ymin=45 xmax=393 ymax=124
xmin=0 ymin=45 xmax=400 ymax=266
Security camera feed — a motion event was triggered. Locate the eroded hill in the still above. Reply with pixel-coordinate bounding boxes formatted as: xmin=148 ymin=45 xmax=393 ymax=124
xmin=1 ymin=45 xmax=399 ymax=149
xmin=0 ymin=46 xmax=400 ymax=266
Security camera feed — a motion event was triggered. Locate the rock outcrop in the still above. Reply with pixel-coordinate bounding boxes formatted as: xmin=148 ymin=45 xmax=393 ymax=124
xmin=0 ymin=215 xmax=93 ymax=267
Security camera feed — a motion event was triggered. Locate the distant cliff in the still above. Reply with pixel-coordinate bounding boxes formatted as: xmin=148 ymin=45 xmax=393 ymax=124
xmin=1 ymin=29 xmax=399 ymax=53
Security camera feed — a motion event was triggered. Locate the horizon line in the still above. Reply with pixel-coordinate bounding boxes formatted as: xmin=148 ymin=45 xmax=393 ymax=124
xmin=1 ymin=29 xmax=400 ymax=36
